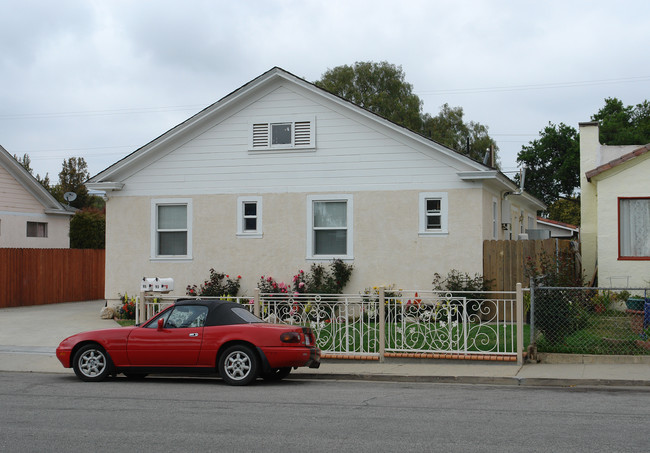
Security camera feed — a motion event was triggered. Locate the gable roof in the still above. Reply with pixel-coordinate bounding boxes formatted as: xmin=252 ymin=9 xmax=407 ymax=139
xmin=86 ymin=67 xmax=543 ymax=209
xmin=0 ymin=145 xmax=74 ymax=216
xmin=585 ymin=143 xmax=650 ymax=181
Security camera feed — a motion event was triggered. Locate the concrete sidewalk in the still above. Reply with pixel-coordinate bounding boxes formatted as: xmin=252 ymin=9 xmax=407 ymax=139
xmin=1 ymin=300 xmax=649 ymax=388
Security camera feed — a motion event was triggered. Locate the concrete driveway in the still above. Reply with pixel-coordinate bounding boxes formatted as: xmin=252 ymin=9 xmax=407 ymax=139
xmin=0 ymin=300 xmax=119 ymax=373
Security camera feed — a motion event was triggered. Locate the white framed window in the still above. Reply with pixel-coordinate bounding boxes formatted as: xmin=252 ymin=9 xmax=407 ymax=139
xmin=237 ymin=196 xmax=263 ymax=238
xmin=249 ymin=117 xmax=315 ymax=151
xmin=151 ymin=198 xmax=192 ymax=260
xmin=619 ymin=197 xmax=650 ymax=259
xmin=26 ymin=221 xmax=48 ymax=238
xmin=307 ymin=194 xmax=353 ymax=260
xmin=419 ymin=192 xmax=448 ymax=236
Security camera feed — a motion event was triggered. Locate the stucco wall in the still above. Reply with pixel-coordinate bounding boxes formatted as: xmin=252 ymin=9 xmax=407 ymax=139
xmin=580 ymin=123 xmax=600 ymax=282
xmin=104 ymin=188 xmax=487 ymax=301
xmin=0 ymin=212 xmax=70 ymax=248
xmin=594 ymin=155 xmax=650 ymax=288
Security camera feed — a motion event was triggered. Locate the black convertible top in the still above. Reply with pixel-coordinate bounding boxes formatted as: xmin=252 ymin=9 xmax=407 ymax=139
xmin=174 ymin=299 xmax=261 ymax=327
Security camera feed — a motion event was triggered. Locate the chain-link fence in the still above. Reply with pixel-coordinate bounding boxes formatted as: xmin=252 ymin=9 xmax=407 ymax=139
xmin=531 ymin=286 xmax=650 ymax=355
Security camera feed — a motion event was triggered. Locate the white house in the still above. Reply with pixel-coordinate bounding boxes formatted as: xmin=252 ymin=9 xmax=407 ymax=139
xmin=0 ymin=145 xmax=73 ymax=248
xmin=535 ymin=217 xmax=579 ymax=239
xmin=580 ymin=122 xmax=650 ymax=288
xmin=87 ymin=67 xmax=545 ymax=301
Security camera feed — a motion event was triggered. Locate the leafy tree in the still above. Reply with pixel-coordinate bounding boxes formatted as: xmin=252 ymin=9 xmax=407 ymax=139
xmin=546 ymin=196 xmax=581 ymax=226
xmin=12 ymin=153 xmax=51 ymax=189
xmin=316 ymin=61 xmax=423 ymax=132
xmin=591 ymin=97 xmax=650 ymax=145
xmin=51 ymin=157 xmax=91 ymax=209
xmin=422 ymin=104 xmax=499 ymax=165
xmin=69 ymin=208 xmax=105 ymax=249
xmin=516 ymin=122 xmax=579 ymax=206
xmin=315 ymin=61 xmax=499 ymax=165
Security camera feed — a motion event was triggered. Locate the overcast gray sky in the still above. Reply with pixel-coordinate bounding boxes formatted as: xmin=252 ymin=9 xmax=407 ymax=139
xmin=2 ymin=0 xmax=649 ymax=182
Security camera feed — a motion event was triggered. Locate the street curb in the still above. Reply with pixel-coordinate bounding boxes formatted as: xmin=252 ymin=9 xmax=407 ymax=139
xmin=290 ymin=372 xmax=650 ymax=389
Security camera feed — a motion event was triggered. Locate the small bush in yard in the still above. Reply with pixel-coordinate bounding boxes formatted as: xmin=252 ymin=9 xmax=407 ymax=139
xmin=525 ymin=251 xmax=586 ymax=346
xmin=432 ymin=270 xmax=491 ymax=318
xmin=117 ymin=293 xmax=137 ymax=319
xmin=186 ymin=269 xmax=241 ymax=297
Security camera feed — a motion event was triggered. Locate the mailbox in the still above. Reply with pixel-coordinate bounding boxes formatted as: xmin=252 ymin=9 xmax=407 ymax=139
xmin=153 ymin=277 xmax=174 ymax=293
xmin=141 ymin=277 xmax=174 ymax=293
xmin=140 ymin=277 xmax=157 ymax=292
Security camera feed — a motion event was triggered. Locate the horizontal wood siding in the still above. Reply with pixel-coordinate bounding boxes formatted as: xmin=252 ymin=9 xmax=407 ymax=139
xmin=0 ymin=249 xmax=105 ymax=308
xmin=0 ymin=165 xmax=43 ymax=212
xmin=118 ymin=85 xmax=473 ymax=196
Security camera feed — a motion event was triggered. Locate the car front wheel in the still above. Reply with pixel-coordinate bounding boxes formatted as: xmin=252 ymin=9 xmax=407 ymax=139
xmin=73 ymin=344 xmax=111 ymax=382
xmin=219 ymin=345 xmax=258 ymax=386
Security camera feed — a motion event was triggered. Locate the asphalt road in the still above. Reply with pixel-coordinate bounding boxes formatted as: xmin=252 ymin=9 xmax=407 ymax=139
xmin=1 ymin=372 xmax=648 ymax=452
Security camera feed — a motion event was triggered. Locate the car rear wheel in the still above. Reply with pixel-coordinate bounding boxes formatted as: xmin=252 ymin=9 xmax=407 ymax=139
xmin=262 ymin=367 xmax=291 ymax=381
xmin=219 ymin=345 xmax=258 ymax=386
xmin=73 ymin=344 xmax=111 ymax=382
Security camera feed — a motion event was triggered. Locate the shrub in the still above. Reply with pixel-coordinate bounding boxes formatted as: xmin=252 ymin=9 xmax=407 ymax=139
xmin=526 ymin=251 xmax=586 ymax=345
xmin=186 ymin=269 xmax=241 ymax=297
xmin=431 ymin=270 xmax=491 ymax=318
xmin=257 ymin=275 xmax=291 ymax=294
xmin=257 ymin=260 xmax=354 ymax=295
xmin=304 ymin=259 xmax=354 ymax=294
xmin=69 ymin=208 xmax=105 ymax=249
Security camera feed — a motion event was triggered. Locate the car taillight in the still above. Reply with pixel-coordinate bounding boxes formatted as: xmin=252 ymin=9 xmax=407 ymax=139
xmin=280 ymin=332 xmax=301 ymax=343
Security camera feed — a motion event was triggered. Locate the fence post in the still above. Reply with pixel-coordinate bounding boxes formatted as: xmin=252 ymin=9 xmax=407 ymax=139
xmin=379 ymin=286 xmax=386 ymax=362
xmin=516 ymin=282 xmax=524 ymax=366
xmin=529 ymin=277 xmax=535 ymax=346
xmin=253 ymin=287 xmax=260 ymax=318
xmin=138 ymin=291 xmax=145 ymax=325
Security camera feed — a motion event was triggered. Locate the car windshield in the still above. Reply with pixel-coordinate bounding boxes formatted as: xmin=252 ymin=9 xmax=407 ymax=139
xmin=231 ymin=307 xmax=263 ymax=323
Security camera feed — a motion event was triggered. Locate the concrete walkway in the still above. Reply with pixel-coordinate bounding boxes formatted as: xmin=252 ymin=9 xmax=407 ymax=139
xmin=1 ymin=300 xmax=649 ymax=388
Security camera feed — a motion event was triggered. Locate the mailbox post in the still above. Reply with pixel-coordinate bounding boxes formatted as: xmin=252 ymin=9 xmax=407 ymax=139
xmin=139 ymin=277 xmax=174 ymax=324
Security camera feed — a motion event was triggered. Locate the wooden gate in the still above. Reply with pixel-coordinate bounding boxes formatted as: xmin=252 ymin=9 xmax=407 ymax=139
xmin=0 ymin=248 xmax=105 ymax=308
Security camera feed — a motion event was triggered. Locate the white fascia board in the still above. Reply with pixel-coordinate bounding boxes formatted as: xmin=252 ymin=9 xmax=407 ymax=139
xmin=44 ymin=208 xmax=75 ymax=216
xmin=86 ymin=182 xmax=125 ymax=191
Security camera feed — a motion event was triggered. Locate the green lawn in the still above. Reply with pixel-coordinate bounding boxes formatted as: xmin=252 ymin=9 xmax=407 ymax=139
xmin=536 ymin=311 xmax=650 ymax=355
xmin=311 ymin=321 xmax=530 ymax=354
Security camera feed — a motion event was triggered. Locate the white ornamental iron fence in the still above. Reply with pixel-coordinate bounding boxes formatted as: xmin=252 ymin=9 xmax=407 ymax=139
xmin=137 ymin=284 xmax=525 ymax=365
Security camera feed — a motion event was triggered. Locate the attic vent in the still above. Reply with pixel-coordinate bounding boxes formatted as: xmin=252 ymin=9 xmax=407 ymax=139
xmin=248 ymin=117 xmax=315 ymax=151
xmin=294 ymin=121 xmax=311 ymax=146
xmin=252 ymin=123 xmax=269 ymax=148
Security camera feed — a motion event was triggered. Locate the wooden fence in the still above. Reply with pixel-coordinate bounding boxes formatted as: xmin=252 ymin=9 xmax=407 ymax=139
xmin=483 ymin=239 xmax=579 ymax=292
xmin=0 ymin=248 xmax=105 ymax=308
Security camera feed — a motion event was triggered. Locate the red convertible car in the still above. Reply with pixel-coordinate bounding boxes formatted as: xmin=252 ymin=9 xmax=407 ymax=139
xmin=56 ymin=299 xmax=320 ymax=385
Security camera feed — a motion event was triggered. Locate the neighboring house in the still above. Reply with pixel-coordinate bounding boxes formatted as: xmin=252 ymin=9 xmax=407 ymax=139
xmin=535 ymin=217 xmax=579 ymax=239
xmin=87 ymin=67 xmax=545 ymax=300
xmin=0 ymin=145 xmax=74 ymax=248
xmin=580 ymin=122 xmax=650 ymax=287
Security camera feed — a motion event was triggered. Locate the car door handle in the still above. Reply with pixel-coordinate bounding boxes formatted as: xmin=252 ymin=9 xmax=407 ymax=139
xmin=189 ymin=333 xmax=199 ymax=337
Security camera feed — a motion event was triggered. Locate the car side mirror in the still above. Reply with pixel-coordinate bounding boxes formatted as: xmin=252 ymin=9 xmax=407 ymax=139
xmin=157 ymin=318 xmax=164 ymax=330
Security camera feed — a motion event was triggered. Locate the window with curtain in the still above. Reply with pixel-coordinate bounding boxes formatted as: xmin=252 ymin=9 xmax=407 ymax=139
xmin=307 ymin=195 xmax=353 ymax=259
xmin=26 ymin=221 xmax=48 ymax=238
xmin=152 ymin=199 xmax=192 ymax=259
xmin=619 ymin=198 xmax=650 ymax=259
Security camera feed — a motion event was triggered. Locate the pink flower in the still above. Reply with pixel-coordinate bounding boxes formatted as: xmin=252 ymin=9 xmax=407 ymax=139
xmin=299 ymin=282 xmax=305 ymax=288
